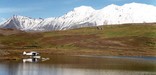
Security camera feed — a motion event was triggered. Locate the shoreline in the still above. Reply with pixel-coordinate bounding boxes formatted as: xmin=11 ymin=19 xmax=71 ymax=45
xmin=0 ymin=48 xmax=156 ymax=60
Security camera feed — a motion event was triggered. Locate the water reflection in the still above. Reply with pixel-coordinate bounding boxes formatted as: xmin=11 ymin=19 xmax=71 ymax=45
xmin=23 ymin=58 xmax=39 ymax=63
xmin=16 ymin=64 xmax=156 ymax=75
xmin=1 ymin=63 xmax=155 ymax=75
xmin=0 ymin=64 xmax=9 ymax=75
xmin=0 ymin=56 xmax=156 ymax=75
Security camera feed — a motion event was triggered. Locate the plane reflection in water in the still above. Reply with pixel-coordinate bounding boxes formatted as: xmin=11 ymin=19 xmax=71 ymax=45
xmin=23 ymin=57 xmax=50 ymax=63
xmin=23 ymin=58 xmax=39 ymax=63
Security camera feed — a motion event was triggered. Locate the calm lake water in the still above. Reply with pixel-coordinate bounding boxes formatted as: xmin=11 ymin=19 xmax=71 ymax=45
xmin=0 ymin=55 xmax=156 ymax=75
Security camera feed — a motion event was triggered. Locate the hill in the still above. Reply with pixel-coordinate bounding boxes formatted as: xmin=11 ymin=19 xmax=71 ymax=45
xmin=0 ymin=23 xmax=156 ymax=60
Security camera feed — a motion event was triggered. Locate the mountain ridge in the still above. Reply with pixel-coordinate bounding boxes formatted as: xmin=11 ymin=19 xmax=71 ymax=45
xmin=1 ymin=2 xmax=156 ymax=31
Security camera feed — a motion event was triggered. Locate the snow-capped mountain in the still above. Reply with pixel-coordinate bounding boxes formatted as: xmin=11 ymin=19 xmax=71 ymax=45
xmin=0 ymin=16 xmax=43 ymax=30
xmin=1 ymin=2 xmax=156 ymax=31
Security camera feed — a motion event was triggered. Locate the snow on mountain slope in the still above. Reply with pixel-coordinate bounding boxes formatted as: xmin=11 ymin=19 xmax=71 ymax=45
xmin=1 ymin=2 xmax=156 ymax=31
xmin=85 ymin=3 xmax=156 ymax=25
xmin=32 ymin=6 xmax=95 ymax=31
xmin=1 ymin=15 xmax=43 ymax=30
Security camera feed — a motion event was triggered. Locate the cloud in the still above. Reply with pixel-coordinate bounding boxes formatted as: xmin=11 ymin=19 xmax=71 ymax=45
xmin=0 ymin=18 xmax=6 ymax=21
xmin=0 ymin=18 xmax=6 ymax=24
xmin=0 ymin=7 xmax=41 ymax=13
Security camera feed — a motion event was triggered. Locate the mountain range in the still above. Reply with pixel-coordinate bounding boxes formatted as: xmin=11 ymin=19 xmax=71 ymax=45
xmin=0 ymin=2 xmax=156 ymax=31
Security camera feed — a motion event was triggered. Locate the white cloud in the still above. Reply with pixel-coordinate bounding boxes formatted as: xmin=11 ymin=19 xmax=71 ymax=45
xmin=0 ymin=7 xmax=41 ymax=13
xmin=0 ymin=18 xmax=6 ymax=24
xmin=0 ymin=18 xmax=6 ymax=21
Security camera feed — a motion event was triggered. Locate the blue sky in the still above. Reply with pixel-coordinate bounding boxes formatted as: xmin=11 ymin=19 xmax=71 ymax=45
xmin=0 ymin=0 xmax=156 ymax=22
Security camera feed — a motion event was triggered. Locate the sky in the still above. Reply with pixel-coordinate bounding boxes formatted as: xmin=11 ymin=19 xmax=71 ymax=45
xmin=0 ymin=0 xmax=156 ymax=22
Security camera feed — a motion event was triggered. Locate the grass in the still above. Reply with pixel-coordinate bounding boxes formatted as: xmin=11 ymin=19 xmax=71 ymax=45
xmin=0 ymin=23 xmax=156 ymax=49
xmin=0 ymin=23 xmax=156 ymax=57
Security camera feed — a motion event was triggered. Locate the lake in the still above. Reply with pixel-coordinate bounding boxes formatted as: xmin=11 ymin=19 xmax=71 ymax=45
xmin=0 ymin=55 xmax=155 ymax=75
